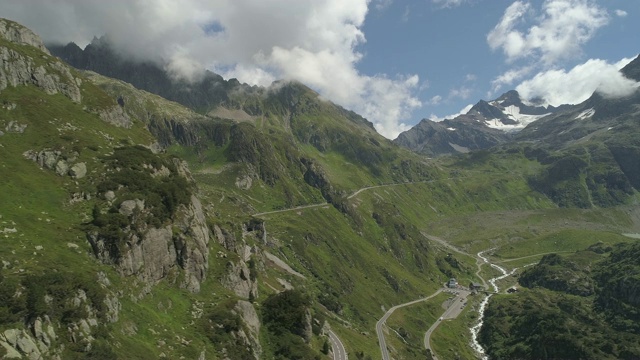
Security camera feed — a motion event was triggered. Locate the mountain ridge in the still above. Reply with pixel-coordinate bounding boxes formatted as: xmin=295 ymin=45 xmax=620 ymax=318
xmin=3 ymin=17 xmax=640 ymax=360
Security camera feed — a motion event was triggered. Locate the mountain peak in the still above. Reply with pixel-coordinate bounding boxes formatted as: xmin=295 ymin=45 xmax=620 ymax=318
xmin=0 ymin=18 xmax=50 ymax=54
xmin=621 ymin=53 xmax=640 ymax=82
xmin=494 ymin=90 xmax=524 ymax=108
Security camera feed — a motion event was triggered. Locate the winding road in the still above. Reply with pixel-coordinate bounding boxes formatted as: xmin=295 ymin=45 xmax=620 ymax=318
xmin=377 ymin=233 xmax=531 ymax=360
xmin=376 ymin=289 xmax=444 ymax=360
xmin=253 ymin=177 xmax=462 ymax=217
xmin=253 ymin=202 xmax=328 ymax=217
xmin=423 ymin=232 xmax=489 ymax=288
xmin=328 ymin=330 xmax=348 ymax=360
xmin=423 ymin=289 xmax=471 ymax=359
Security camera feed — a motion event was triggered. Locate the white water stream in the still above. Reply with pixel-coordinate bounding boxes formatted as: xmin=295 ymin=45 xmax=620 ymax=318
xmin=469 ymin=251 xmax=518 ymax=359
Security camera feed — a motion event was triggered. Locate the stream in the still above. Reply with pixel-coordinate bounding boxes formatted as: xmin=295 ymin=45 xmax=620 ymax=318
xmin=469 ymin=250 xmax=518 ymax=360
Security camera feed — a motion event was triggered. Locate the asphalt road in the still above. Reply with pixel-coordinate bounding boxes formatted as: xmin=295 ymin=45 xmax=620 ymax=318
xmin=328 ymin=330 xmax=348 ymax=360
xmin=376 ymin=289 xmax=443 ymax=360
xmin=253 ymin=202 xmax=328 ymax=216
xmin=423 ymin=289 xmax=471 ymax=359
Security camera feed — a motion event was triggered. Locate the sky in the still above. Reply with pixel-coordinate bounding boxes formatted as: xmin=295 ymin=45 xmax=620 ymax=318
xmin=0 ymin=0 xmax=638 ymax=139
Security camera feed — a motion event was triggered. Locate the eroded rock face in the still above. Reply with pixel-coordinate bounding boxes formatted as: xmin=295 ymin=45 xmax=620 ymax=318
xmin=0 ymin=19 xmax=82 ymax=103
xmin=95 ymin=105 xmax=132 ymax=128
xmin=0 ymin=47 xmax=82 ymax=103
xmin=119 ymin=225 xmax=177 ymax=281
xmin=234 ymin=300 xmax=262 ymax=360
xmin=0 ymin=19 xmax=50 ymax=54
xmin=89 ymin=195 xmax=210 ymax=294
xmin=173 ymin=195 xmax=210 ymax=293
xmin=222 ymin=260 xmax=258 ymax=299
xmin=213 ymin=224 xmax=240 ymax=253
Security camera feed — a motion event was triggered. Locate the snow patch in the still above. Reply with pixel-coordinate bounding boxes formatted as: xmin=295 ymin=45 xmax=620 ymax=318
xmin=446 ymin=127 xmax=456 ymax=131
xmin=575 ymin=108 xmax=595 ymax=120
xmin=482 ymin=105 xmax=549 ymax=132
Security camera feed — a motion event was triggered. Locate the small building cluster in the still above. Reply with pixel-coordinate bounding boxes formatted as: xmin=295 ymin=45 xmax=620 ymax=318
xmin=447 ymin=278 xmax=458 ymax=288
xmin=469 ymin=282 xmax=483 ymax=291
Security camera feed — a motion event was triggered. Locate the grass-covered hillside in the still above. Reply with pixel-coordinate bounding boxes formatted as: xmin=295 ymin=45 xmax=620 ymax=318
xmin=1 ymin=18 xmax=488 ymax=359
xmin=3 ymin=17 xmax=640 ymax=360
xmin=479 ymin=241 xmax=640 ymax=360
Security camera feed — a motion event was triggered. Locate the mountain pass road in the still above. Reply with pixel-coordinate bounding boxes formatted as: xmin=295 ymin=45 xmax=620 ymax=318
xmin=376 ymin=289 xmax=444 ymax=360
xmin=328 ymin=330 xmax=348 ymax=360
xmin=424 ymin=289 xmax=471 ymax=359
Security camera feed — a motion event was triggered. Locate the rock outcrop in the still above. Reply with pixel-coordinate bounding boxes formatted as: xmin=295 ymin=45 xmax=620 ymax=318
xmin=94 ymin=105 xmax=132 ymax=128
xmin=23 ymin=149 xmax=88 ymax=179
xmin=173 ymin=195 xmax=210 ymax=293
xmin=0 ymin=19 xmax=82 ymax=103
xmin=234 ymin=300 xmax=262 ymax=360
xmin=88 ymin=194 xmax=210 ymax=293
xmin=222 ymin=260 xmax=258 ymax=299
xmin=0 ymin=19 xmax=50 ymax=54
xmin=0 ymin=46 xmax=82 ymax=103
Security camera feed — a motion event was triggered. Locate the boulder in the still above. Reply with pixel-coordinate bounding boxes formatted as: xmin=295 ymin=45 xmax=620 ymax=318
xmin=69 ymin=162 xmax=87 ymax=179
xmin=15 ymin=330 xmax=41 ymax=358
xmin=5 ymin=121 xmax=27 ymax=133
xmin=0 ymin=340 xmax=21 ymax=358
xmin=104 ymin=190 xmax=116 ymax=202
xmin=3 ymin=329 xmax=20 ymax=346
xmin=55 ymin=160 xmax=69 ymax=176
xmin=40 ymin=150 xmax=59 ymax=170
xmin=118 ymin=199 xmax=144 ymax=217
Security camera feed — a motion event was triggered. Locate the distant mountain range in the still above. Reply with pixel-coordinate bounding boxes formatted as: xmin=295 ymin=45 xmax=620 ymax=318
xmin=394 ymin=89 xmax=571 ymax=157
xmin=48 ymin=37 xmax=260 ymax=117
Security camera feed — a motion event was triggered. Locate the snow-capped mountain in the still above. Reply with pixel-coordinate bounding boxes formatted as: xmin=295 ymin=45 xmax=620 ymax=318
xmin=467 ymin=90 xmax=568 ymax=132
xmin=516 ymin=54 xmax=640 ymax=149
xmin=394 ymin=90 xmax=569 ymax=156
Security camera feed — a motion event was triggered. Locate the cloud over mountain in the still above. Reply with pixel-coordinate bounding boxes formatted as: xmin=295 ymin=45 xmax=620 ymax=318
xmin=0 ymin=0 xmax=421 ymax=139
xmin=516 ymin=57 xmax=639 ymax=106
xmin=487 ymin=0 xmax=637 ymax=107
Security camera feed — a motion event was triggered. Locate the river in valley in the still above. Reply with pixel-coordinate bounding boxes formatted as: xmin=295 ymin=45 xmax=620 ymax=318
xmin=469 ymin=250 xmax=519 ymax=359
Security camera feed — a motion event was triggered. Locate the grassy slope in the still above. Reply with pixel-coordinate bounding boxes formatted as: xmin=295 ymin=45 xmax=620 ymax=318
xmin=4 ymin=27 xmax=640 ymax=359
xmin=0 ymin=48 xmax=242 ymax=358
xmin=480 ymin=242 xmax=640 ymax=360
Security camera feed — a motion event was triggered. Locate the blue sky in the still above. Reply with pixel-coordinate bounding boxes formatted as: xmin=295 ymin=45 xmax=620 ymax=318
xmin=1 ymin=0 xmax=638 ymax=138
xmin=359 ymin=0 xmax=639 ymax=124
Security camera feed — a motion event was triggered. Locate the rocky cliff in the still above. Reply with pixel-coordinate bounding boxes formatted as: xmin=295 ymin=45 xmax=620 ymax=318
xmin=0 ymin=19 xmax=81 ymax=103
xmin=87 ymin=148 xmax=210 ymax=294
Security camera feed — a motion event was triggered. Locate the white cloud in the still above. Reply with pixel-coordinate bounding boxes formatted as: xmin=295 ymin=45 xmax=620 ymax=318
xmin=432 ymin=0 xmax=470 ymax=9
xmin=448 ymin=86 xmax=473 ymax=100
xmin=401 ymin=6 xmax=410 ymax=22
xmin=0 ymin=0 xmax=421 ymax=139
xmin=615 ymin=9 xmax=628 ymax=17
xmin=374 ymin=0 xmax=393 ymax=11
xmin=516 ymin=57 xmax=639 ymax=106
xmin=428 ymin=95 xmax=443 ymax=105
xmin=490 ymin=65 xmax=534 ymax=94
xmin=430 ymin=104 xmax=473 ymax=122
xmin=488 ymin=0 xmax=609 ymax=65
